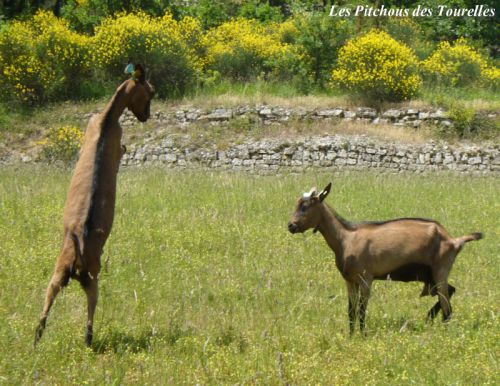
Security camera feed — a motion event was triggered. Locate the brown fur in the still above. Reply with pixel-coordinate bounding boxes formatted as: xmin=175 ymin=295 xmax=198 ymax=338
xmin=35 ymin=68 xmax=154 ymax=346
xmin=288 ymin=183 xmax=482 ymax=334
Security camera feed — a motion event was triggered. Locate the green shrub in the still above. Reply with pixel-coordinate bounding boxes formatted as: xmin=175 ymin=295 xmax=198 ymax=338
xmin=238 ymin=0 xmax=284 ymax=22
xmin=292 ymin=13 xmax=355 ymax=87
xmin=332 ymin=30 xmax=421 ymax=103
xmin=415 ymin=0 xmax=497 ymax=46
xmin=61 ymin=0 xmax=110 ymax=33
xmin=446 ymin=103 xmax=499 ymax=139
xmin=383 ymin=18 xmax=435 ymax=60
xmin=178 ymin=0 xmax=234 ymax=29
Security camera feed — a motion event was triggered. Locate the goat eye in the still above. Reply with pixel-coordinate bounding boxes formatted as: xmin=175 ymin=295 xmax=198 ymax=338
xmin=300 ymin=204 xmax=308 ymax=213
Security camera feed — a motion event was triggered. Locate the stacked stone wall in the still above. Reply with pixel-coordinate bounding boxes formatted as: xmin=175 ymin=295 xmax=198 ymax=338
xmin=123 ymin=134 xmax=498 ymax=175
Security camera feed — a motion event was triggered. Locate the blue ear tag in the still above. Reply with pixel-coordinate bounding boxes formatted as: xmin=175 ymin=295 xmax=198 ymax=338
xmin=124 ymin=63 xmax=135 ymax=75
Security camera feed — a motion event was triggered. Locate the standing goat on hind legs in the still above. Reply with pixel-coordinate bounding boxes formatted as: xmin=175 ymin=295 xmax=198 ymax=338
xmin=34 ymin=64 xmax=155 ymax=347
xmin=288 ymin=183 xmax=482 ymax=334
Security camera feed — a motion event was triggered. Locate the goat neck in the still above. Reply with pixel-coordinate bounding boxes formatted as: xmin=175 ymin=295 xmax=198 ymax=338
xmin=316 ymin=202 xmax=349 ymax=259
xmin=100 ymin=82 xmax=129 ymax=126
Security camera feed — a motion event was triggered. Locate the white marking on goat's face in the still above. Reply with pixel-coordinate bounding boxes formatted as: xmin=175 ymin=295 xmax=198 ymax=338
xmin=303 ymin=187 xmax=317 ymax=199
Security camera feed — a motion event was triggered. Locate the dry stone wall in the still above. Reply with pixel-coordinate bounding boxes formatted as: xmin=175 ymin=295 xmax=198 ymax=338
xmin=122 ymin=134 xmax=498 ymax=175
xmin=116 ymin=105 xmax=492 ymax=129
xmin=5 ymin=105 xmax=497 ymax=174
xmin=118 ymin=105 xmax=499 ymax=175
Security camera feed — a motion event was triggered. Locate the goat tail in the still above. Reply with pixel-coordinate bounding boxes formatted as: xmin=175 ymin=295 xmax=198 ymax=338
xmin=463 ymin=232 xmax=483 ymax=243
xmin=455 ymin=232 xmax=483 ymax=250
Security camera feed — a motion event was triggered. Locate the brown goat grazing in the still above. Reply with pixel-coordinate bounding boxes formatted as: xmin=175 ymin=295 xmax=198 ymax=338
xmin=288 ymin=183 xmax=482 ymax=334
xmin=34 ymin=64 xmax=154 ymax=346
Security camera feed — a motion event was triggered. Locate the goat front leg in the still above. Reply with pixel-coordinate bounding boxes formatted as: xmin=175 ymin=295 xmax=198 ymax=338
xmin=346 ymin=282 xmax=360 ymax=335
xmin=359 ymin=278 xmax=372 ymax=335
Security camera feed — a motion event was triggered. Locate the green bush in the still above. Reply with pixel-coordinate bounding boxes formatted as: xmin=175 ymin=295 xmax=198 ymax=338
xmin=383 ymin=18 xmax=435 ymax=60
xmin=415 ymin=0 xmax=497 ymax=46
xmin=61 ymin=0 xmax=111 ymax=33
xmin=445 ymin=103 xmax=499 ymax=139
xmin=178 ymin=0 xmax=234 ymax=29
xmin=292 ymin=13 xmax=355 ymax=87
xmin=238 ymin=0 xmax=284 ymax=22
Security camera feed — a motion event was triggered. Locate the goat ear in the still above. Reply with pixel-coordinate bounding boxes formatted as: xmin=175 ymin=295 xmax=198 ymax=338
xmin=319 ymin=182 xmax=332 ymax=202
xmin=134 ymin=64 xmax=146 ymax=84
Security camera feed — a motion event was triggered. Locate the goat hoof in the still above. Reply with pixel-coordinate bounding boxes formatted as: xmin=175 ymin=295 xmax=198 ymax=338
xmin=426 ymin=312 xmax=437 ymax=322
xmin=34 ymin=330 xmax=42 ymax=347
xmin=34 ymin=320 xmax=46 ymax=347
xmin=85 ymin=328 xmax=93 ymax=347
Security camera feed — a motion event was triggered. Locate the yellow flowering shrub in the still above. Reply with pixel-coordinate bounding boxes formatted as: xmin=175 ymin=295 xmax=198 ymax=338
xmin=93 ymin=12 xmax=204 ymax=97
xmin=332 ymin=30 xmax=421 ymax=102
xmin=1 ymin=11 xmax=496 ymax=106
xmin=0 ymin=11 xmax=92 ymax=104
xmin=39 ymin=125 xmax=84 ymax=162
xmin=422 ymin=38 xmax=499 ymax=88
xmin=204 ymin=18 xmax=300 ymax=80
xmin=0 ymin=21 xmax=45 ymax=104
xmin=276 ymin=19 xmax=300 ymax=44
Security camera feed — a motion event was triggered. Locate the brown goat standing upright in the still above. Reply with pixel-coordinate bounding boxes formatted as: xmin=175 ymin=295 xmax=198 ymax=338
xmin=34 ymin=64 xmax=154 ymax=346
xmin=288 ymin=183 xmax=482 ymax=334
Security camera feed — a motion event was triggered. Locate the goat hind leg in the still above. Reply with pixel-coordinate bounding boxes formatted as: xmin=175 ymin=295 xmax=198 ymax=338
xmin=426 ymin=281 xmax=440 ymax=321
xmin=83 ymin=276 xmax=98 ymax=346
xmin=427 ymin=284 xmax=456 ymax=321
xmin=34 ymin=266 xmax=71 ymax=346
xmin=435 ymin=280 xmax=453 ymax=321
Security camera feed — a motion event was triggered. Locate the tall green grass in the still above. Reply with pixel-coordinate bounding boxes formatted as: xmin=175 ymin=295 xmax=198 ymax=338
xmin=0 ymin=167 xmax=498 ymax=384
xmin=420 ymin=85 xmax=500 ymax=111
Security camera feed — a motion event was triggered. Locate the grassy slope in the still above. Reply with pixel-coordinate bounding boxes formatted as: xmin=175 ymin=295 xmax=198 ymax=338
xmin=1 ymin=82 xmax=499 ymax=158
xmin=0 ymin=167 xmax=498 ymax=384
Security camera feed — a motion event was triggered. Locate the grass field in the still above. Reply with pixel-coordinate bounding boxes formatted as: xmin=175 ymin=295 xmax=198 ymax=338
xmin=0 ymin=166 xmax=498 ymax=384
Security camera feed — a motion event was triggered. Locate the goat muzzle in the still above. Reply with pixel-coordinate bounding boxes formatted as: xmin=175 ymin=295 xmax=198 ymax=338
xmin=288 ymin=221 xmax=299 ymax=234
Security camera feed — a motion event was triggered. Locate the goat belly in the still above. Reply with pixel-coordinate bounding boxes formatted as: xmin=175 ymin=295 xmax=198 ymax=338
xmin=375 ymin=263 xmax=432 ymax=282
